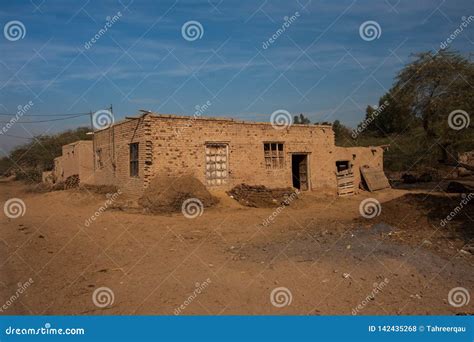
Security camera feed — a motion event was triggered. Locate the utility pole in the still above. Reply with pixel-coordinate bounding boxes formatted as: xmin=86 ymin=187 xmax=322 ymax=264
xmin=90 ymin=110 xmax=96 ymax=170
xmin=109 ymin=104 xmax=116 ymax=172
xmin=89 ymin=110 xmax=94 ymax=132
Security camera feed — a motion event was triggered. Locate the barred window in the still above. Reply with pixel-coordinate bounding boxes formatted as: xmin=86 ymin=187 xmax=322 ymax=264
xmin=264 ymin=143 xmax=284 ymax=169
xmin=130 ymin=143 xmax=139 ymax=177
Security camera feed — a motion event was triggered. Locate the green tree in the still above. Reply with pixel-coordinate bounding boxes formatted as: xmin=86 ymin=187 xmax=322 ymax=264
xmin=393 ymin=50 xmax=474 ymax=159
xmin=294 ymin=113 xmax=311 ymax=124
xmin=356 ymin=50 xmax=474 ymax=165
xmin=359 ymin=90 xmax=416 ymax=136
xmin=332 ymin=120 xmax=352 ymax=145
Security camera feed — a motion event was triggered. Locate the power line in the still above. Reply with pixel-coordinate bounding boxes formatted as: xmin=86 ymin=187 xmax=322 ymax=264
xmin=0 ymin=114 xmax=89 ymax=124
xmin=0 ymin=112 xmax=90 ymax=117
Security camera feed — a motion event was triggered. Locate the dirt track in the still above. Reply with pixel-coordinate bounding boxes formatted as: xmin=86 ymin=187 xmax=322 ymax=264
xmin=0 ymin=181 xmax=473 ymax=315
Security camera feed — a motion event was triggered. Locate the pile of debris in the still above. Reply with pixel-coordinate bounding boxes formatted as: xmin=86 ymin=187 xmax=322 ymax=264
xmin=139 ymin=175 xmax=218 ymax=214
xmin=26 ymin=174 xmax=82 ymax=193
xmin=227 ymin=184 xmax=299 ymax=208
xmin=48 ymin=174 xmax=80 ymax=191
xmin=64 ymin=174 xmax=80 ymax=189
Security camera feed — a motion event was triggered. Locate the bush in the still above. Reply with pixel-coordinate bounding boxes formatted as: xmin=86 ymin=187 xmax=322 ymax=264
xmin=15 ymin=169 xmax=42 ymax=183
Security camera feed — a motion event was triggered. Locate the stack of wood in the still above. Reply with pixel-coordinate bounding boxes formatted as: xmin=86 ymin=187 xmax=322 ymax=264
xmin=336 ymin=169 xmax=355 ymax=197
xmin=227 ymin=184 xmax=299 ymax=207
xmin=64 ymin=174 xmax=80 ymax=189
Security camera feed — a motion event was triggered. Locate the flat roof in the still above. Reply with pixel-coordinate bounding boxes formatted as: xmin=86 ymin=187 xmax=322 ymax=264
xmin=96 ymin=111 xmax=333 ymax=131
xmin=63 ymin=140 xmax=92 ymax=146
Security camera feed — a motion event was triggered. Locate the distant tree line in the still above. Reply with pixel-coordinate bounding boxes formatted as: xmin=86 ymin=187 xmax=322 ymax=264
xmin=0 ymin=127 xmax=91 ymax=181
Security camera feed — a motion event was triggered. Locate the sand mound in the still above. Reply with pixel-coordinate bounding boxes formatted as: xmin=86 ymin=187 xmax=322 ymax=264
xmin=227 ymin=184 xmax=299 ymax=208
xmin=139 ymin=175 xmax=218 ymax=213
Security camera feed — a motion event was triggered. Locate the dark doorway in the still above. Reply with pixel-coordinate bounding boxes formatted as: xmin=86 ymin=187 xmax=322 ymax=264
xmin=292 ymin=154 xmax=309 ymax=190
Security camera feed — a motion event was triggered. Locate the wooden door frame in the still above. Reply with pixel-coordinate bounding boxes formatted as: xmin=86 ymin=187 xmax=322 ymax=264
xmin=291 ymin=152 xmax=311 ymax=191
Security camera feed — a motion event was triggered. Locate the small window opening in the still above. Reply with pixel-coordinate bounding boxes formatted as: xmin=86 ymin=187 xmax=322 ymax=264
xmin=130 ymin=143 xmax=139 ymax=177
xmin=336 ymin=160 xmax=350 ymax=173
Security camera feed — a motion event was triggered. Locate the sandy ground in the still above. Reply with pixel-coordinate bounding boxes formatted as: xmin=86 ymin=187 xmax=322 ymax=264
xmin=0 ymin=180 xmax=473 ymax=315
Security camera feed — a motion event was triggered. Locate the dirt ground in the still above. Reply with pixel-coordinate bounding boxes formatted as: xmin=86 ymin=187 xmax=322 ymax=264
xmin=0 ymin=180 xmax=473 ymax=315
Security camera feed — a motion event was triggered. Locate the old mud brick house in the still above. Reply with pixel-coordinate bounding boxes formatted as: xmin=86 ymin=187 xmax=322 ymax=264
xmin=92 ymin=112 xmax=384 ymax=197
xmin=47 ymin=140 xmax=94 ymax=184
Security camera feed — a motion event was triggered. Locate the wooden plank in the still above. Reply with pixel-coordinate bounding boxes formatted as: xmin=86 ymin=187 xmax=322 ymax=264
xmin=338 ymin=184 xmax=354 ymax=189
xmin=360 ymin=166 xmax=390 ymax=192
xmin=338 ymin=181 xmax=353 ymax=186
xmin=337 ymin=175 xmax=354 ymax=179
xmin=336 ymin=170 xmax=356 ymax=197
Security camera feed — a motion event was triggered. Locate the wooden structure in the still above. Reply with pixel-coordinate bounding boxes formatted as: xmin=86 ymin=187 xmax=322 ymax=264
xmin=360 ymin=165 xmax=390 ymax=191
xmin=336 ymin=169 xmax=355 ymax=197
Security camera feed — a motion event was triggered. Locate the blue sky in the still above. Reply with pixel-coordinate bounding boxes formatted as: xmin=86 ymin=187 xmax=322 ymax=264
xmin=0 ymin=0 xmax=473 ymax=153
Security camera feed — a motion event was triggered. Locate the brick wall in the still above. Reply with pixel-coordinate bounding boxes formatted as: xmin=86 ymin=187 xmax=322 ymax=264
xmin=93 ymin=118 xmax=149 ymax=197
xmin=147 ymin=115 xmax=336 ymax=190
xmin=92 ymin=113 xmax=385 ymax=197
